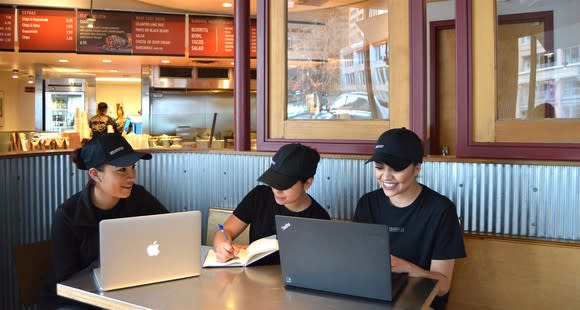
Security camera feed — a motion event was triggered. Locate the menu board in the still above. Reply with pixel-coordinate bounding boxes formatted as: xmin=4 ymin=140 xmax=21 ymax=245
xmin=77 ymin=10 xmax=132 ymax=54
xmin=132 ymin=13 xmax=185 ymax=56
xmin=189 ymin=16 xmax=257 ymax=58
xmin=18 ymin=8 xmax=76 ymax=52
xmin=0 ymin=7 xmax=14 ymax=51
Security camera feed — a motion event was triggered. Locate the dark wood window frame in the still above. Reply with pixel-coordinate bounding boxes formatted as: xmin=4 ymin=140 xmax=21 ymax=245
xmin=454 ymin=0 xmax=580 ymax=161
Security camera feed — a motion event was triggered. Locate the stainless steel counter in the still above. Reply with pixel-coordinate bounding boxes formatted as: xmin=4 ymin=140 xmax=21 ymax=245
xmin=57 ymin=248 xmax=438 ymax=310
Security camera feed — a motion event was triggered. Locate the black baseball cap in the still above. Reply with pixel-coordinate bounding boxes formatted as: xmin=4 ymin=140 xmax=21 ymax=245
xmin=366 ymin=127 xmax=424 ymax=171
xmin=79 ymin=133 xmax=151 ymax=170
xmin=258 ymin=143 xmax=320 ymax=190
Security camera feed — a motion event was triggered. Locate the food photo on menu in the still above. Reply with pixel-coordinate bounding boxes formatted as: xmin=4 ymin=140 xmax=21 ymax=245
xmin=77 ymin=10 xmax=132 ymax=54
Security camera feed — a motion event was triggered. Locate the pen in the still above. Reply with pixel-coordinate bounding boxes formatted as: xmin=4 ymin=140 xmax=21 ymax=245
xmin=218 ymin=224 xmax=229 ymax=242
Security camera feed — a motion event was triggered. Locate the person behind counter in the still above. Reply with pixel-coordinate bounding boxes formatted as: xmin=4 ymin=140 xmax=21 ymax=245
xmin=114 ymin=104 xmax=132 ymax=135
xmin=352 ymin=128 xmax=466 ymax=310
xmin=213 ymin=143 xmax=330 ymax=264
xmin=42 ymin=133 xmax=169 ymax=309
xmin=89 ymin=102 xmax=118 ymax=137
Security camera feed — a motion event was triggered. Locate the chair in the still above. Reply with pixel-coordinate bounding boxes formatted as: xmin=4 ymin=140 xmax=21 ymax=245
xmin=12 ymin=240 xmax=52 ymax=306
xmin=206 ymin=207 xmax=250 ymax=245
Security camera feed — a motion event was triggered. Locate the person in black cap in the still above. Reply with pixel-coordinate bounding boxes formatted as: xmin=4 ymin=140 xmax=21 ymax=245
xmin=89 ymin=101 xmax=118 ymax=137
xmin=42 ymin=133 xmax=168 ymax=309
xmin=353 ymin=128 xmax=465 ymax=310
xmin=212 ymin=143 xmax=330 ymax=264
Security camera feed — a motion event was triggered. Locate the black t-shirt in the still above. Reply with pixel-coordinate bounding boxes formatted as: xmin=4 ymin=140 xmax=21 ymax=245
xmin=51 ymin=184 xmax=169 ymax=283
xmin=353 ymin=185 xmax=466 ymax=310
xmin=43 ymin=183 xmax=169 ymax=310
xmin=233 ymin=185 xmax=330 ymax=264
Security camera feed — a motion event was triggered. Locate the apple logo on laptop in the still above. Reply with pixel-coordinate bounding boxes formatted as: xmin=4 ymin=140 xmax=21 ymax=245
xmin=146 ymin=241 xmax=160 ymax=256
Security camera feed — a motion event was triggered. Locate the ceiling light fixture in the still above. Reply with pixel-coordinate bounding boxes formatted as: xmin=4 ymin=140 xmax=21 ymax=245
xmin=58 ymin=59 xmax=69 ymax=63
xmin=86 ymin=0 xmax=96 ymax=29
xmin=102 ymin=59 xmax=112 ymax=63
xmin=161 ymin=59 xmax=171 ymax=64
xmin=27 ymin=75 xmax=34 ymax=84
xmin=222 ymin=2 xmax=233 ymax=8
xmin=12 ymin=69 xmax=19 ymax=79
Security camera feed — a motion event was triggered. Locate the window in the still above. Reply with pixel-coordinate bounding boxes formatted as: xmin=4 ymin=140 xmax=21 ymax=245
xmin=258 ymin=0 xmax=410 ymax=152
xmin=455 ymin=0 xmax=580 ymax=159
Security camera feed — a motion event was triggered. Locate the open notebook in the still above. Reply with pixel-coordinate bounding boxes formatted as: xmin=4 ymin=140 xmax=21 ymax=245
xmin=93 ymin=211 xmax=201 ymax=291
xmin=203 ymin=235 xmax=278 ymax=267
xmin=275 ymin=215 xmax=408 ymax=301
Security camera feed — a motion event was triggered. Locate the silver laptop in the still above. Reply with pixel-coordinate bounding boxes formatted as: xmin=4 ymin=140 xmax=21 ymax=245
xmin=275 ymin=215 xmax=408 ymax=301
xmin=94 ymin=211 xmax=201 ymax=291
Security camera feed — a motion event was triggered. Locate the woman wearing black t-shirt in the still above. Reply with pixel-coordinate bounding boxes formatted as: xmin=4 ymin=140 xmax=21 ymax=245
xmin=42 ymin=134 xmax=168 ymax=309
xmin=353 ymin=128 xmax=466 ymax=310
xmin=212 ymin=143 xmax=330 ymax=264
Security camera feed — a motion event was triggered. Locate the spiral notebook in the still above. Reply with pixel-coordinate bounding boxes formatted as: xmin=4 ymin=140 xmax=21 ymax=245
xmin=275 ymin=215 xmax=408 ymax=301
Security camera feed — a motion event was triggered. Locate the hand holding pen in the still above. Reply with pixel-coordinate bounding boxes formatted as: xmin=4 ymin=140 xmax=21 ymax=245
xmin=215 ymin=223 xmax=239 ymax=262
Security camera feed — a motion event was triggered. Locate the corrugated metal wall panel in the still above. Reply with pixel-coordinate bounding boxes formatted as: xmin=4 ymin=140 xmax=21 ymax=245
xmin=0 ymin=153 xmax=578 ymax=309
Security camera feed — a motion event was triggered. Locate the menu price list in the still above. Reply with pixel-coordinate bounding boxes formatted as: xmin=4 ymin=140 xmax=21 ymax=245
xmin=18 ymin=8 xmax=76 ymax=52
xmin=0 ymin=7 xmax=14 ymax=51
xmin=132 ymin=13 xmax=185 ymax=56
xmin=189 ymin=16 xmax=257 ymax=58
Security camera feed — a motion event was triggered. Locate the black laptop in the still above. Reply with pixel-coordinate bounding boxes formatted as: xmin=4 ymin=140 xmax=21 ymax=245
xmin=275 ymin=215 xmax=408 ymax=301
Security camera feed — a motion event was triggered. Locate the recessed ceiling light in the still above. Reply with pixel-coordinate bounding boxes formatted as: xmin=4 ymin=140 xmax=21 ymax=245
xmin=161 ymin=59 xmax=171 ymax=64
xmin=58 ymin=59 xmax=69 ymax=63
xmin=109 ymin=69 xmax=119 ymax=73
xmin=222 ymin=2 xmax=233 ymax=8
xmin=102 ymin=59 xmax=112 ymax=63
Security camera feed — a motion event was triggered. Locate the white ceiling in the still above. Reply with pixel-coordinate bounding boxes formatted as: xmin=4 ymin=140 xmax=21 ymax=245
xmin=0 ymin=0 xmax=364 ymax=80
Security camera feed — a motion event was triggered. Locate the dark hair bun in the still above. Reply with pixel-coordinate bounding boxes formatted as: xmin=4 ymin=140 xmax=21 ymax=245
xmin=70 ymin=148 xmax=88 ymax=170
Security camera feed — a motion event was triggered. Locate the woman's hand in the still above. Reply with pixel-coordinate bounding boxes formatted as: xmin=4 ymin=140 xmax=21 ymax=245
xmin=391 ymin=255 xmax=456 ymax=296
xmin=214 ymin=241 xmax=247 ymax=262
xmin=391 ymin=255 xmax=422 ymax=277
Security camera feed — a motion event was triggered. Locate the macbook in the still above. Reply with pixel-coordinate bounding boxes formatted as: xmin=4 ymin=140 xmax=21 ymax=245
xmin=275 ymin=215 xmax=408 ymax=301
xmin=93 ymin=210 xmax=201 ymax=291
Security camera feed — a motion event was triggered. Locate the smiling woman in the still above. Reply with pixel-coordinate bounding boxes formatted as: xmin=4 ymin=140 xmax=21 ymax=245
xmin=42 ymin=133 xmax=169 ymax=309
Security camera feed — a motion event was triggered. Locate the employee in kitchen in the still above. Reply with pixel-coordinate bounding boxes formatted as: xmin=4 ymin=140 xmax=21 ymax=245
xmin=89 ymin=101 xmax=118 ymax=137
xmin=213 ymin=143 xmax=330 ymax=265
xmin=41 ymin=133 xmax=169 ymax=309
xmin=114 ymin=103 xmax=132 ymax=135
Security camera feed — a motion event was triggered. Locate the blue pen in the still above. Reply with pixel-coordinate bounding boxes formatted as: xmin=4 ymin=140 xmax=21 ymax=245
xmin=218 ymin=224 xmax=229 ymax=241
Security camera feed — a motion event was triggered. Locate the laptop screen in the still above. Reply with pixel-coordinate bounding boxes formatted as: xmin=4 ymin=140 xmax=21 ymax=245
xmin=275 ymin=215 xmax=407 ymax=301
xmin=95 ymin=211 xmax=201 ymax=291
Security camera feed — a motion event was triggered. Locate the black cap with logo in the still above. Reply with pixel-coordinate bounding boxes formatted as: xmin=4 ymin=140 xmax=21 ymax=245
xmin=366 ymin=127 xmax=424 ymax=171
xmin=258 ymin=143 xmax=320 ymax=190
xmin=79 ymin=133 xmax=152 ymax=170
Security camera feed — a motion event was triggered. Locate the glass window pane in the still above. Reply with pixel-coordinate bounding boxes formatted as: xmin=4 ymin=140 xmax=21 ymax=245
xmin=286 ymin=1 xmax=389 ymax=120
xmin=497 ymin=1 xmax=580 ymax=120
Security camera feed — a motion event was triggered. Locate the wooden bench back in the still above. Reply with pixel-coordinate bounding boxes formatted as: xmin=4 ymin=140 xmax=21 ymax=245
xmin=206 ymin=207 xmax=250 ymax=245
xmin=12 ymin=240 xmax=52 ymax=306
xmin=448 ymin=234 xmax=580 ymax=309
